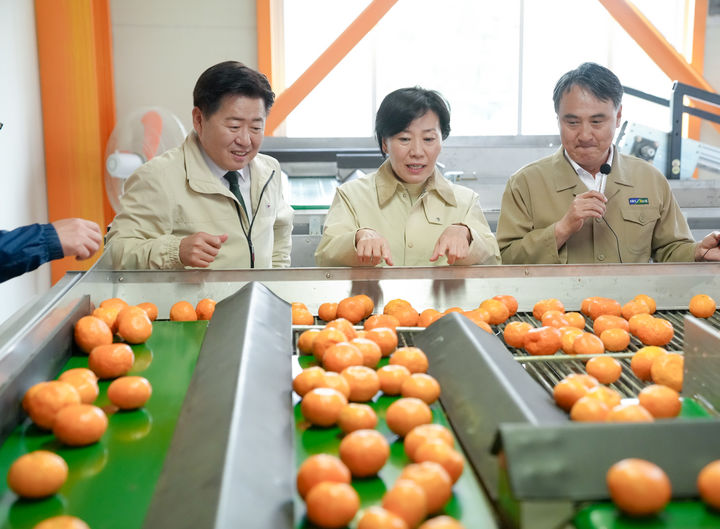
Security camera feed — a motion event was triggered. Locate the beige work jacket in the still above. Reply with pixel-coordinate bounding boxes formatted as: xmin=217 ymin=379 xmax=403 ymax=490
xmin=315 ymin=160 xmax=500 ymax=267
xmin=106 ymin=133 xmax=293 ymax=269
xmin=496 ymin=148 xmax=697 ymax=264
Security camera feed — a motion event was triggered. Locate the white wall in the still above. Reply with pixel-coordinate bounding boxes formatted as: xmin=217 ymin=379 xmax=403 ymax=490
xmin=110 ymin=0 xmax=259 ymax=133
xmin=0 ymin=0 xmax=50 ymax=325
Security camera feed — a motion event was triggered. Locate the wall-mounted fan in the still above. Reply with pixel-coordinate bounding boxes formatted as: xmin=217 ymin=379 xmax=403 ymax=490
xmin=104 ymin=107 xmax=186 ymax=213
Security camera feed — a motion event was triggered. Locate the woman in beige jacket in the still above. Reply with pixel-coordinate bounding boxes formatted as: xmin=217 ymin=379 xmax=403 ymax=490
xmin=315 ymin=87 xmax=500 ymax=267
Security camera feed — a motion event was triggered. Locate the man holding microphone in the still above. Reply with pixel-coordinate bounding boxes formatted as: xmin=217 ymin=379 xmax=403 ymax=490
xmin=497 ymin=62 xmax=720 ymax=264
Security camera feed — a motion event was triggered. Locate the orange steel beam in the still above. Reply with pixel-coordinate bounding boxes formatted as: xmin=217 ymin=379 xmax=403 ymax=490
xmin=35 ymin=0 xmax=115 ymax=283
xmin=687 ymin=0 xmax=707 ymax=145
xmin=265 ymin=0 xmax=399 ymax=135
xmin=257 ymin=0 xmax=273 ymax=86
xmin=597 ymin=0 xmax=714 ymax=92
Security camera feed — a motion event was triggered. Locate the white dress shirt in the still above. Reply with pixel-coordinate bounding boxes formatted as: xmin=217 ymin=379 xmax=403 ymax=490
xmin=564 ymin=144 xmax=615 ymax=195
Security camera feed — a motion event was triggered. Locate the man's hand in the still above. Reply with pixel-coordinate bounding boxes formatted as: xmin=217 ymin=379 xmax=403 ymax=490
xmin=430 ymin=224 xmax=471 ymax=264
xmin=555 ymin=190 xmax=607 ymax=249
xmin=695 ymin=231 xmax=720 ymax=261
xmin=355 ymin=229 xmax=394 ymax=266
xmin=179 ymin=232 xmax=228 ymax=267
xmin=52 ymin=218 xmax=103 ymax=260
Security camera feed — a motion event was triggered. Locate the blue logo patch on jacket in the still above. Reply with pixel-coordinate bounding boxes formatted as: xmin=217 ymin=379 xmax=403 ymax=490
xmin=628 ymin=198 xmax=649 ymax=205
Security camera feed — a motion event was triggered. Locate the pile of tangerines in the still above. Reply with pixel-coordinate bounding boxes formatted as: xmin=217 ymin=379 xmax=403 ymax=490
xmin=293 ymin=295 xmax=467 ymax=529
xmin=292 ymin=291 xmax=720 ymax=523
xmin=7 ymin=296 xmax=216 ymax=529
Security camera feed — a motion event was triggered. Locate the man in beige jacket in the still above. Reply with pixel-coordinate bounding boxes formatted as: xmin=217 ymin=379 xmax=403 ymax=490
xmin=497 ymin=62 xmax=720 ymax=264
xmin=106 ymin=61 xmax=293 ymax=269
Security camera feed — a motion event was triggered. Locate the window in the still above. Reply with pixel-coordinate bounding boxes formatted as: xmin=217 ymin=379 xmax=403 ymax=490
xmin=281 ymin=0 xmax=690 ymax=137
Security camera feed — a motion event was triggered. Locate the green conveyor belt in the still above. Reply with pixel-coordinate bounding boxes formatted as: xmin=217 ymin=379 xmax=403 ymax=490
xmin=0 ymin=321 xmax=207 ymax=529
xmin=293 ymin=355 xmax=498 ymax=528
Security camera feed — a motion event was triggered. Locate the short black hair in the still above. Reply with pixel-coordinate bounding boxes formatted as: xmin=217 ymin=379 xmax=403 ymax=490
xmin=375 ymin=87 xmax=451 ymax=155
xmin=193 ymin=61 xmax=275 ymax=117
xmin=552 ymin=62 xmax=623 ymax=113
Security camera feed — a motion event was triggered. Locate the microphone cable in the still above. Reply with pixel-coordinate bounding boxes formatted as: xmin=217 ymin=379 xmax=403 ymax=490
xmin=598 ymin=163 xmax=623 ymax=263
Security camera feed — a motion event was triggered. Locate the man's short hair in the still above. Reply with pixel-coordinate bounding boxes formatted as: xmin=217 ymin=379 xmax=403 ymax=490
xmin=553 ymin=62 xmax=623 ymax=112
xmin=375 ymin=87 xmax=451 ymax=156
xmin=193 ymin=61 xmax=275 ymax=117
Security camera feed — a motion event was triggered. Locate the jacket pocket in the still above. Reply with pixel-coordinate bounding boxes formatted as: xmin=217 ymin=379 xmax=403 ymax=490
xmin=620 ymin=207 xmax=660 ymax=256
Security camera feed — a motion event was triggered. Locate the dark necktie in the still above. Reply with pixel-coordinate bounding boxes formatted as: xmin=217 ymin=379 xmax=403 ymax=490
xmin=223 ymin=171 xmax=249 ymax=218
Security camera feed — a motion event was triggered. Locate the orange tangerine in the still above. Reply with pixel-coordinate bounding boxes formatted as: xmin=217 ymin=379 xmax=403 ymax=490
xmin=318 ymin=371 xmax=352 ymax=399
xmin=382 ymin=479 xmax=428 ymax=529
xmin=384 ymin=298 xmax=413 ymax=313
xmin=365 ymin=314 xmax=400 ymax=331
xmin=24 ymin=381 xmax=81 ymax=430
xmin=541 ymin=310 xmax=570 ymax=328
xmin=341 ymin=365 xmax=381 ymax=402
xmin=553 ymin=378 xmax=589 ymax=411
xmin=292 ymin=302 xmax=309 ymax=312
xmin=32 ymin=516 xmax=90 ymax=529
xmin=7 ymin=450 xmax=68 ymax=499
xmin=689 ymin=294 xmax=716 ymax=318
xmin=636 ymin=317 xmax=674 ymax=347
xmin=377 ymin=364 xmax=412 ymax=396
xmin=107 ymin=376 xmax=152 ymax=409
xmin=365 ymin=327 xmax=399 ymax=357
xmin=326 ymin=318 xmax=358 ymax=341
xmin=136 ymin=301 xmax=159 ymax=321
xmin=170 ymin=301 xmax=198 ymax=321
xmin=572 ymin=332 xmax=605 ymax=355
xmin=418 ymin=308 xmax=443 ymax=328
xmin=88 ymin=343 xmax=134 ymax=379
xmin=606 ymin=458 xmax=670 ymax=516
xmin=533 ymin=298 xmax=565 ymax=320
xmin=631 ymin=346 xmax=667 ymax=381
xmin=479 ymin=299 xmax=510 ymax=325
xmin=387 ymin=305 xmax=420 ymax=327
xmin=338 ymin=403 xmax=378 ymax=433
xmin=117 ymin=309 xmax=153 ymax=344
xmin=355 ymin=294 xmax=375 ymax=318
xmin=401 ymin=373 xmax=441 ymax=405
xmin=390 ymin=347 xmax=429 ymax=374
xmin=53 ymin=404 xmax=108 ymax=446
xmin=301 ymin=387 xmax=348 ymax=427
xmin=293 ymin=366 xmax=326 ymax=397
xmin=593 ymin=315 xmax=629 ymax=336
xmin=565 ymin=373 xmax=600 ymax=389
xmin=92 ymin=306 xmax=119 ymax=334
xmin=462 ymin=308 xmax=490 ymax=324
xmin=305 ymin=481 xmax=360 ymax=529
xmin=585 ymin=356 xmax=622 ymax=384
xmin=318 ymin=302 xmax=339 ymax=322
xmin=312 ymin=327 xmax=347 ymax=362
xmin=633 ymin=294 xmax=656 ymax=314
xmin=296 ymin=453 xmax=351 ymax=498
xmin=638 ymin=384 xmax=681 ymax=418
xmin=606 ymin=403 xmax=654 ymax=423
xmin=291 ymin=307 xmax=314 ymax=325
xmin=357 ymin=506 xmax=409 ymax=529
xmin=621 ymin=300 xmax=650 ymax=321
xmin=337 ymin=296 xmax=367 ymax=324
xmin=386 ymin=397 xmax=433 ymax=437
xmin=697 ymin=460 xmax=720 ymax=510
xmin=350 ymin=337 xmax=382 ymax=368
xmin=493 ymin=295 xmax=518 ymax=317
xmin=195 ymin=298 xmax=216 ymax=320
xmin=442 ymin=307 xmax=464 ymax=315
xmin=405 ymin=423 xmax=454 ymax=461
xmin=58 ymin=368 xmax=99 ymax=405
xmin=297 ymin=329 xmax=321 ymax=355
xmin=560 ymin=327 xmax=585 ymax=354
xmin=74 ymin=315 xmax=113 ymax=354
xmin=586 ymin=297 xmax=622 ymax=320
xmin=585 ymin=385 xmax=622 ymax=409
xmin=414 ymin=439 xmax=464 ymax=483
xmin=400 ymin=461 xmax=453 ymax=514
xmin=650 ymin=352 xmax=683 ymax=392
xmin=323 ymin=342 xmax=364 ymax=373
xmin=100 ymin=297 xmax=128 ymax=312
xmin=523 ymin=326 xmax=562 ymax=356
xmin=418 ymin=517 xmax=466 ymax=529
xmin=564 ymin=311 xmax=586 ymax=329
xmin=503 ymin=321 xmax=533 ymax=348
xmin=600 ymin=328 xmax=631 ymax=352
xmin=570 ymin=395 xmax=610 ymax=422
xmin=339 ymin=429 xmax=390 ymax=478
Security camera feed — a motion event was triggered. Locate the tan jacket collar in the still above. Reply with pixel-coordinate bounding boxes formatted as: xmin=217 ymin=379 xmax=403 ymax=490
xmin=375 ymin=159 xmax=457 ymax=207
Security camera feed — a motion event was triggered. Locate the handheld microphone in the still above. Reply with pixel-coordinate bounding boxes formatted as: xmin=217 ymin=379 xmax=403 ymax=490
xmin=598 ymin=163 xmax=611 ymax=195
